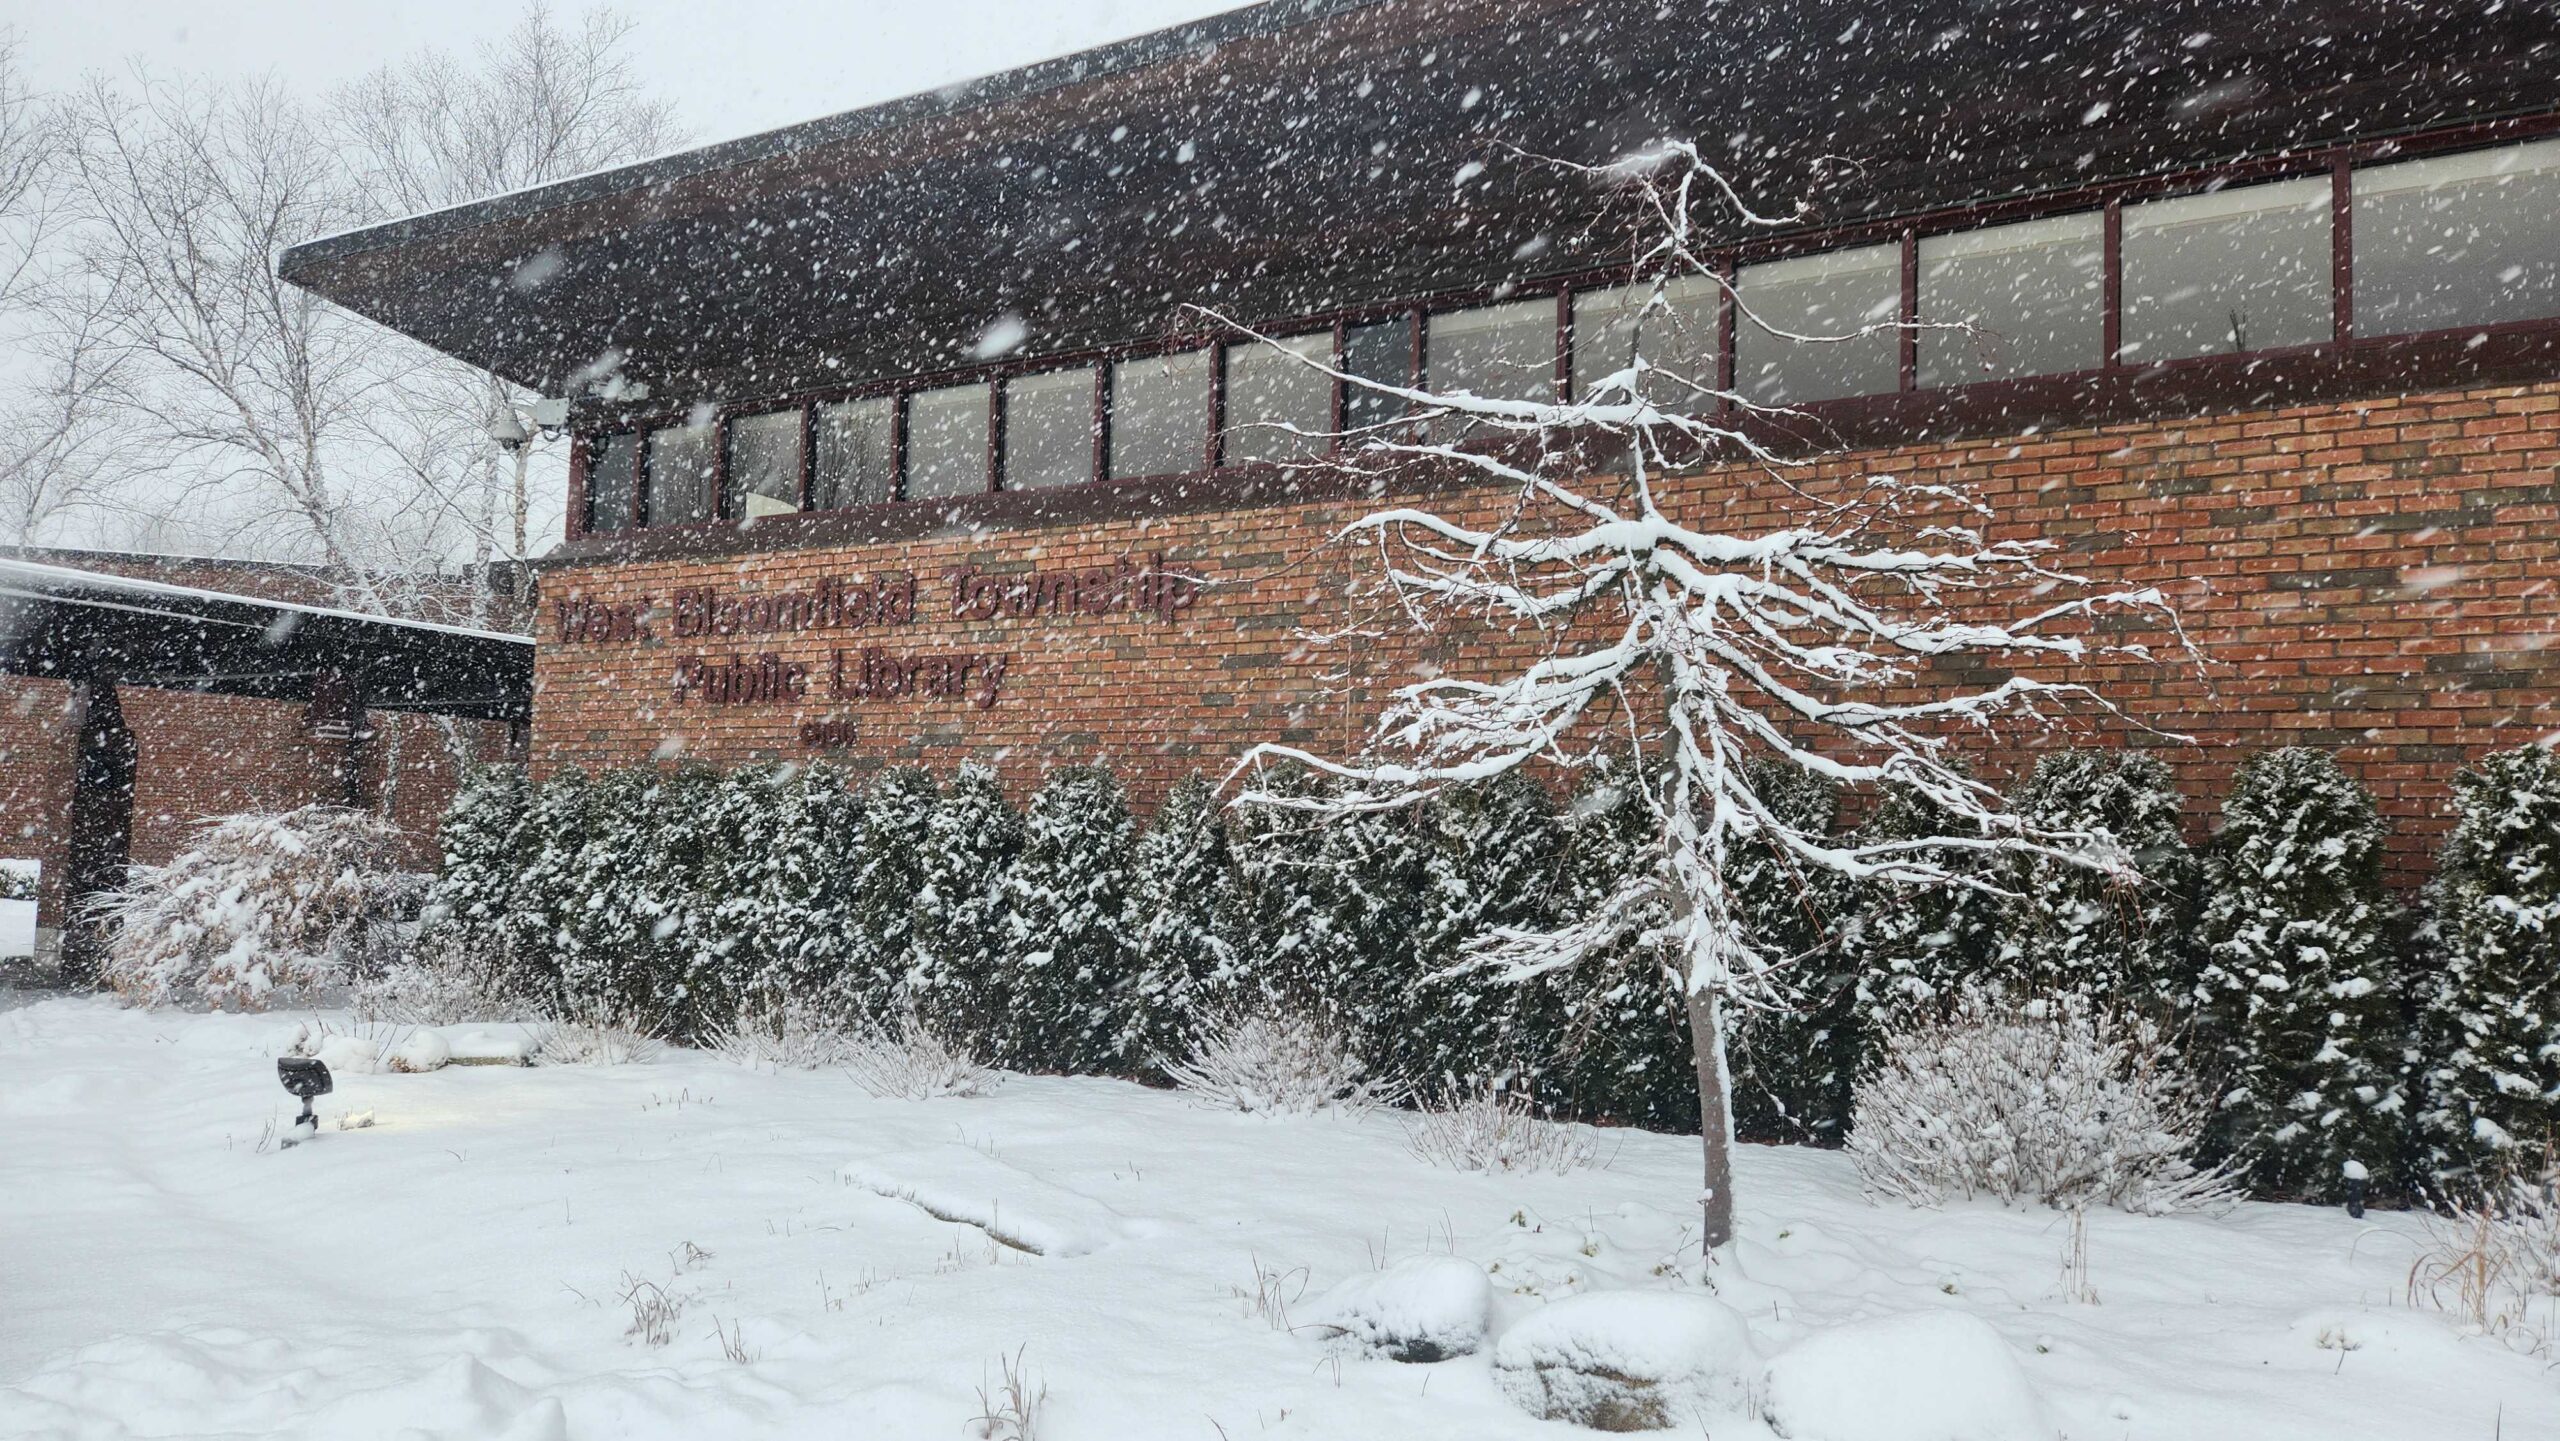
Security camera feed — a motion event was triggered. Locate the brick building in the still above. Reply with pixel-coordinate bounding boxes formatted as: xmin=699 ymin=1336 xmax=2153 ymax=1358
xmin=0 ymin=550 xmax=528 ymax=961
xmin=279 ymin=0 xmax=2560 ymax=884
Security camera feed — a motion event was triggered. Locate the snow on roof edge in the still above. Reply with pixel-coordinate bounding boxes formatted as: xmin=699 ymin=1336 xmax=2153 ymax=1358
xmin=0 ymin=558 xmax=533 ymax=647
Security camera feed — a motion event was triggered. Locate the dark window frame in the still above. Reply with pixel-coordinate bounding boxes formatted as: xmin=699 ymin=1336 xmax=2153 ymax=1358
xmin=564 ymin=113 xmax=2560 ymax=541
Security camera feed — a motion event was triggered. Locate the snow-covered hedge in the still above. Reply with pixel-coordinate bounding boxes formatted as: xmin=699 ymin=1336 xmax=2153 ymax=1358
xmin=2192 ymin=747 xmax=2404 ymax=1201
xmin=2416 ymin=744 xmax=2560 ymax=1192
xmin=91 ymin=805 xmax=416 ymax=1009
xmin=411 ymin=745 xmax=2504 ymax=1207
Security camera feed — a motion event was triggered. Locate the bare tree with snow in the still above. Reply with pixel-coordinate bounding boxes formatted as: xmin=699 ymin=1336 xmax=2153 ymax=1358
xmin=1229 ymin=142 xmax=2189 ymax=1252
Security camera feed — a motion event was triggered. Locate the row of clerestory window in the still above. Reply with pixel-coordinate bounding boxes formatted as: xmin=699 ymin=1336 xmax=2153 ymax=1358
xmin=582 ymin=135 xmax=2560 ymax=535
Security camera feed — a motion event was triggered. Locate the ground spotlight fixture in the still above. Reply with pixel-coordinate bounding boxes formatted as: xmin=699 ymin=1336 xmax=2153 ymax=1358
xmin=278 ymin=1056 xmax=333 ymax=1143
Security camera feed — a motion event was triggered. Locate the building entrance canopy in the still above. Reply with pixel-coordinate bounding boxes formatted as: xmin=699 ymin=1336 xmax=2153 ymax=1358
xmin=0 ymin=557 xmax=531 ymax=722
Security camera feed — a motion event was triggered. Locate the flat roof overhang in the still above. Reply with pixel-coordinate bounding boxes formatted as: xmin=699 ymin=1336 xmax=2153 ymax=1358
xmin=0 ymin=560 xmax=533 ymax=722
xmin=279 ymin=0 xmax=2560 ymax=412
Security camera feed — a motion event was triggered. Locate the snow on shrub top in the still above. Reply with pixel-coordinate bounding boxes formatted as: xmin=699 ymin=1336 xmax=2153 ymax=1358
xmin=1491 ymin=1290 xmax=1759 ymax=1424
xmin=1306 ymin=1256 xmax=1493 ymax=1362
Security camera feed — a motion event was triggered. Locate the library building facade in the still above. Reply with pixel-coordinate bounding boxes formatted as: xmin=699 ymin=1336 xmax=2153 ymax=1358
xmin=280 ymin=0 xmax=2560 ymax=880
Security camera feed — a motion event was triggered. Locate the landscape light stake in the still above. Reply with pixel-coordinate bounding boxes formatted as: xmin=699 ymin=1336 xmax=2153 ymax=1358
xmin=277 ymin=1057 xmax=333 ymax=1147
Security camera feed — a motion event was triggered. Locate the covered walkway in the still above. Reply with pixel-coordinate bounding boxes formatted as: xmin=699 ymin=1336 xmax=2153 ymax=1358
xmin=0 ymin=557 xmax=531 ymax=972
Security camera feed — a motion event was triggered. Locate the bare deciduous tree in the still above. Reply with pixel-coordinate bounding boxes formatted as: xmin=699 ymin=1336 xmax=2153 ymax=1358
xmin=335 ymin=3 xmax=678 ymax=615
xmin=1228 ymin=143 xmax=2188 ymax=1253
xmin=49 ymin=5 xmax=673 ymax=616
xmin=67 ymin=69 xmax=391 ymax=599
xmin=0 ymin=30 xmax=139 ymax=550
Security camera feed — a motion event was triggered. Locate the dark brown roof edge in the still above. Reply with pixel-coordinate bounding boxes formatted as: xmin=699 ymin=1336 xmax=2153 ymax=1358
xmin=277 ymin=0 xmax=1393 ymax=280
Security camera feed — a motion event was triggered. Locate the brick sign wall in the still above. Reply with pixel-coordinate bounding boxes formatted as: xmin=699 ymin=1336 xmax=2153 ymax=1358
xmin=532 ymin=378 xmax=2560 ymax=884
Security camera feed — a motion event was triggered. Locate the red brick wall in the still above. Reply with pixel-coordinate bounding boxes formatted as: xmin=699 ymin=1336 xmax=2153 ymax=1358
xmin=530 ymin=378 xmax=2560 ymax=885
xmin=0 ymin=678 xmax=81 ymax=929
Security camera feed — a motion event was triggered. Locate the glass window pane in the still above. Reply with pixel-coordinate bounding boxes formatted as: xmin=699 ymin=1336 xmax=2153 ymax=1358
xmin=1222 ymin=333 xmax=1332 ymax=466
xmin=1735 ymin=243 xmax=1901 ymax=405
xmin=2355 ymin=138 xmax=2560 ymax=336
xmin=2123 ymin=178 xmax=2333 ymax=362
xmin=1342 ymin=316 xmax=1412 ymax=432
xmin=1426 ymin=298 xmax=1554 ymax=440
xmin=1571 ymin=274 xmax=1721 ymax=403
xmin=812 ymin=396 xmax=896 ymax=508
xmin=644 ymin=419 xmax=715 ymax=527
xmin=724 ymin=409 xmax=803 ymax=521
xmin=1109 ymin=349 xmax=1208 ymax=479
xmin=905 ymin=382 xmax=991 ymax=500
xmin=584 ymin=432 xmax=637 ymax=534
xmin=1003 ymin=368 xmax=1096 ymax=490
xmin=1918 ymin=213 xmax=2105 ymax=387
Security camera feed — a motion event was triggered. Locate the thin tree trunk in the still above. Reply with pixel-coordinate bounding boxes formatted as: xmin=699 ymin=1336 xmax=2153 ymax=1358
xmin=1686 ymin=984 xmax=1736 ymax=1251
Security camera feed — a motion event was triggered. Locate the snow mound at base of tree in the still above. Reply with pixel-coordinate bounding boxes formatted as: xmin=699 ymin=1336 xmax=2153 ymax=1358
xmin=1307 ymin=1256 xmax=1493 ymax=1361
xmin=1491 ymin=1290 xmax=1757 ymax=1428
xmin=840 ymin=1144 xmax=1126 ymax=1258
xmin=1762 ymin=1310 xmax=2052 ymax=1441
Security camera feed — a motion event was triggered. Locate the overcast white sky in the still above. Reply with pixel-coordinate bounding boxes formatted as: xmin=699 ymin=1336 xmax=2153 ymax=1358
xmin=15 ymin=0 xmax=1252 ymax=150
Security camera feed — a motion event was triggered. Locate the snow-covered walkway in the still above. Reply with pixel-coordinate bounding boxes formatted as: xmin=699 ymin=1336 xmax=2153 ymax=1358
xmin=1 ymin=997 xmax=2550 ymax=1439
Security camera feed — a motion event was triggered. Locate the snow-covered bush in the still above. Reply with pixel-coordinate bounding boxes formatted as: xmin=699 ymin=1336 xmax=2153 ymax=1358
xmin=1398 ymin=772 xmax=1568 ymax=1089
xmin=1842 ymin=773 xmax=1998 ymax=1053
xmin=1306 ymin=1256 xmax=1493 ymax=1362
xmin=91 ymin=805 xmax=415 ymax=1009
xmin=2192 ymin=747 xmax=2406 ymax=1200
xmin=285 ymin=1017 xmax=402 ymax=1074
xmin=1989 ymin=749 xmax=2197 ymax=1007
xmin=842 ymin=1010 xmax=994 ymax=1100
xmin=531 ymin=1011 xmax=666 ymax=1066
xmin=2416 ymin=745 xmax=2560 ymax=1190
xmin=1849 ymin=987 xmax=2237 ymax=1214
xmin=706 ymin=995 xmax=852 ymax=1071
xmin=1491 ymin=1291 xmax=1759 ymax=1430
xmin=908 ymin=763 xmax=1021 ymax=1045
xmin=1404 ymin=1082 xmax=1606 ymax=1175
xmin=1161 ymin=1009 xmax=1395 ymax=1116
xmin=996 ymin=766 xmax=1136 ymax=1073
xmin=697 ymin=762 xmax=864 ymax=1030
xmin=420 ymin=763 xmax=533 ymax=976
xmin=1121 ymin=774 xmax=1235 ymax=1074
xmin=847 ymin=765 xmax=939 ymax=1014
xmin=1728 ymin=763 xmax=1854 ymax=1146
xmin=1544 ymin=761 xmax=1698 ymax=1131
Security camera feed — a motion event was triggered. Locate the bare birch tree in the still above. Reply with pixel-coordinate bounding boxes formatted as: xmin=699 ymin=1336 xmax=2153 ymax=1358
xmin=1229 ymin=143 xmax=2189 ymax=1253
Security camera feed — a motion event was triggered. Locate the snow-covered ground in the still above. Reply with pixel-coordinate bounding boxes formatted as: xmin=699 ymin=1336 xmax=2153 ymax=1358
xmin=2 ymin=997 xmax=2551 ymax=1440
